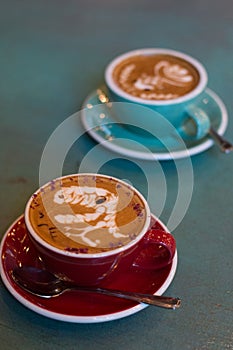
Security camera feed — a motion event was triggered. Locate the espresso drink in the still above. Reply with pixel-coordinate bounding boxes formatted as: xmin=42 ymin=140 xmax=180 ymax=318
xmin=112 ymin=54 xmax=200 ymax=101
xmin=28 ymin=175 xmax=148 ymax=254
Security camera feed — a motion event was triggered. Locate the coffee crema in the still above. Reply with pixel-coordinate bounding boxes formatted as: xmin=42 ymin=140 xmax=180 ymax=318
xmin=112 ymin=54 xmax=200 ymax=101
xmin=28 ymin=175 xmax=148 ymax=254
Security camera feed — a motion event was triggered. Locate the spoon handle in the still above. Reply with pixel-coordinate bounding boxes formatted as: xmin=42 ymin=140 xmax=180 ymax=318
xmin=85 ymin=287 xmax=181 ymax=309
xmin=11 ymin=266 xmax=181 ymax=309
xmin=208 ymin=128 xmax=233 ymax=154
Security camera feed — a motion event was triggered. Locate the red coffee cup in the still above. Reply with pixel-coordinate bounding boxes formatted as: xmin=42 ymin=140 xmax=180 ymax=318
xmin=24 ymin=173 xmax=176 ymax=286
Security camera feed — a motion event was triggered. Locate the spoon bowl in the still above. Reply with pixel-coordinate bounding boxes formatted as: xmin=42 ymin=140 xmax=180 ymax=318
xmin=12 ymin=266 xmax=181 ymax=310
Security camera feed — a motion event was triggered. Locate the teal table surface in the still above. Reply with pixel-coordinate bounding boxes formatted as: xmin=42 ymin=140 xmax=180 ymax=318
xmin=0 ymin=1 xmax=233 ymax=349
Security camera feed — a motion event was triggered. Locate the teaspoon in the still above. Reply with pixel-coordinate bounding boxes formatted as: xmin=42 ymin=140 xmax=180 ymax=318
xmin=12 ymin=266 xmax=181 ymax=310
xmin=208 ymin=127 xmax=233 ymax=154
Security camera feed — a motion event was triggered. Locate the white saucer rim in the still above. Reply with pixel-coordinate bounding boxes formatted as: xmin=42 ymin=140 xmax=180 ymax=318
xmin=81 ymin=88 xmax=228 ymax=160
xmin=0 ymin=214 xmax=178 ymax=323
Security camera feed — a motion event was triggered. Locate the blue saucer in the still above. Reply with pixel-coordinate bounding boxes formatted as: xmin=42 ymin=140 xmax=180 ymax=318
xmin=81 ymin=87 xmax=228 ymax=160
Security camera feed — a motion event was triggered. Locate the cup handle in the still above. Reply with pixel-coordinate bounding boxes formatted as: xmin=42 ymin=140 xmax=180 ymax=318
xmin=132 ymin=229 xmax=176 ymax=270
xmin=179 ymin=105 xmax=211 ymax=140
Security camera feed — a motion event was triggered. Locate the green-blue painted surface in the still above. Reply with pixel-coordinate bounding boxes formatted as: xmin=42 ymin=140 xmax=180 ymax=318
xmin=0 ymin=1 xmax=232 ymax=349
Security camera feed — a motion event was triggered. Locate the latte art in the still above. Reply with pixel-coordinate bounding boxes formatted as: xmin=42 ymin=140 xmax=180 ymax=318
xmin=112 ymin=54 xmax=200 ymax=101
xmin=53 ymin=186 xmax=127 ymax=248
xmin=28 ymin=175 xmax=148 ymax=254
xmin=135 ymin=61 xmax=193 ymax=89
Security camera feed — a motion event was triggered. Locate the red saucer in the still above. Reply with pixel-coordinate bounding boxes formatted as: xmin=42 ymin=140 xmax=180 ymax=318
xmin=0 ymin=215 xmax=177 ymax=323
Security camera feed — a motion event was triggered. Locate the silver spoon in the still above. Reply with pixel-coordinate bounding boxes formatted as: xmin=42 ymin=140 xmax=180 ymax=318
xmin=183 ymin=118 xmax=233 ymax=153
xmin=208 ymin=127 xmax=233 ymax=154
xmin=12 ymin=266 xmax=181 ymax=310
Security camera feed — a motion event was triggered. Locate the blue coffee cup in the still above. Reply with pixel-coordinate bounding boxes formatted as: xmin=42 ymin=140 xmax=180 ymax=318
xmin=104 ymin=48 xmax=210 ymax=140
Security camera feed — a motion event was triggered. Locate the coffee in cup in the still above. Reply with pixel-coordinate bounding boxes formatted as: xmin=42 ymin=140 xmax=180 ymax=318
xmin=27 ymin=174 xmax=148 ymax=254
xmin=25 ymin=173 xmax=176 ymax=286
xmin=111 ymin=53 xmax=200 ymax=101
xmin=105 ymin=48 xmax=210 ymax=140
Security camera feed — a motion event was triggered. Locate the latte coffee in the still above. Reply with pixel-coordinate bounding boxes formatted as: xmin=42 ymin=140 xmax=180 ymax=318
xmin=27 ymin=174 xmax=149 ymax=254
xmin=112 ymin=53 xmax=200 ymax=101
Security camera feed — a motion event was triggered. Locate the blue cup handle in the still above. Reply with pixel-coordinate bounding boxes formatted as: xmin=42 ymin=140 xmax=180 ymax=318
xmin=179 ymin=105 xmax=211 ymax=140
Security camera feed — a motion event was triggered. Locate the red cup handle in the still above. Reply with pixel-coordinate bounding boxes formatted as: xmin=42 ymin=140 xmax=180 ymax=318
xmin=132 ymin=229 xmax=176 ymax=270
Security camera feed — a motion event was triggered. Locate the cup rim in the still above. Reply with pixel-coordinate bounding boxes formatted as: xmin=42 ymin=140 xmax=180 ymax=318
xmin=24 ymin=173 xmax=151 ymax=259
xmin=105 ymin=48 xmax=208 ymax=106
